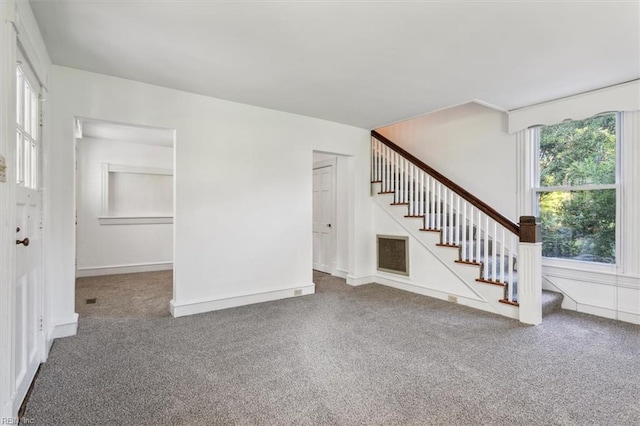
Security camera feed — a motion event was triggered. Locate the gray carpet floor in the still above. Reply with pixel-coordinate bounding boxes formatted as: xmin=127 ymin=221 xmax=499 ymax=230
xmin=24 ymin=271 xmax=640 ymax=425
xmin=76 ymin=270 xmax=173 ymax=319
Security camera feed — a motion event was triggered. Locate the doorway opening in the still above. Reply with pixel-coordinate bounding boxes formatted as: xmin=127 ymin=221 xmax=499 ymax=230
xmin=73 ymin=118 xmax=176 ymax=319
xmin=312 ymin=151 xmax=348 ymax=279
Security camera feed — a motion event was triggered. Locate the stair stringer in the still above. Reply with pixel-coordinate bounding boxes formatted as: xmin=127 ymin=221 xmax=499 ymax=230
xmin=373 ymin=188 xmax=519 ymax=320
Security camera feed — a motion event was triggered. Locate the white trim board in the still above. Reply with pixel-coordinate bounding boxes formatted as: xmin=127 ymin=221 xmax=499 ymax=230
xmin=170 ymin=284 xmax=315 ymax=318
xmin=333 ymin=268 xmax=348 ymax=279
xmin=372 ymin=275 xmax=519 ymax=321
xmin=51 ymin=313 xmax=79 ymax=339
xmin=508 ymin=80 xmax=640 ymax=133
xmin=98 ymin=216 xmax=173 ymax=225
xmin=76 ymin=261 xmax=173 ymax=277
xmin=346 ymin=275 xmax=375 ymax=286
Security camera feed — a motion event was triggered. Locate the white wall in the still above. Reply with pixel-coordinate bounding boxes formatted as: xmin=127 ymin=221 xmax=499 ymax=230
xmin=377 ymin=102 xmax=517 ymax=221
xmin=76 ymin=137 xmax=173 ymax=276
xmin=47 ymin=66 xmax=374 ymax=324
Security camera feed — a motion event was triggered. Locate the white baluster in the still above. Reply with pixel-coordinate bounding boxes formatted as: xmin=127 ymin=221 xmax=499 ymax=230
xmin=385 ymin=145 xmax=390 ymax=192
xmin=432 ymin=179 xmax=436 ymax=229
xmin=386 ymin=145 xmax=391 ymax=192
xmin=462 ymin=200 xmax=467 ymax=260
xmin=425 ymin=175 xmax=431 ymax=229
xmin=484 ymin=215 xmax=489 ymax=279
xmin=474 ymin=210 xmax=482 ymax=263
xmin=371 ymin=138 xmax=375 ymax=182
xmin=393 ymin=152 xmax=398 ymax=200
xmin=508 ymin=235 xmax=514 ymax=301
xmin=381 ymin=145 xmax=386 ymax=191
xmin=492 ymin=221 xmax=497 ymax=282
xmin=442 ymin=187 xmax=447 ymax=242
xmin=419 ymin=172 xmax=425 ymax=217
xmin=408 ymin=164 xmax=412 ymax=212
xmin=449 ymin=191 xmax=454 ymax=245
xmin=456 ymin=195 xmax=461 ymax=246
xmin=411 ymin=165 xmax=420 ymax=216
xmin=399 ymin=157 xmax=404 ymax=203
xmin=390 ymin=151 xmax=395 ymax=200
xmin=501 ymin=228 xmax=506 ymax=283
xmin=376 ymin=140 xmax=381 ymax=183
xmin=437 ymin=183 xmax=442 ymax=230
xmin=415 ymin=166 xmax=420 ymax=216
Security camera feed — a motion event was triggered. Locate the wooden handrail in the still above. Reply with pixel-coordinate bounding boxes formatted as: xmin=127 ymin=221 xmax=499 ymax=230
xmin=371 ymin=130 xmax=520 ymax=236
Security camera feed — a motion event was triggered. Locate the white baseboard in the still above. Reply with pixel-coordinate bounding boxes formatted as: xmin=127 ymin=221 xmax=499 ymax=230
xmin=573 ymin=302 xmax=640 ymax=325
xmin=51 ymin=313 xmax=79 ymax=339
xmin=618 ymin=310 xmax=640 ymax=325
xmin=170 ymin=284 xmax=315 ymax=318
xmin=76 ymin=261 xmax=173 ymax=277
xmin=371 ymin=275 xmax=515 ymax=318
xmin=333 ymin=268 xmax=348 ymax=279
xmin=542 ymin=273 xmax=640 ymax=325
xmin=346 ymin=275 xmax=375 ymax=286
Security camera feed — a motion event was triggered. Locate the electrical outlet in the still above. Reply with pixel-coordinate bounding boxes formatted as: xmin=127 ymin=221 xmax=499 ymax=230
xmin=448 ymin=295 xmax=458 ymax=303
xmin=294 ymin=289 xmax=302 ymax=296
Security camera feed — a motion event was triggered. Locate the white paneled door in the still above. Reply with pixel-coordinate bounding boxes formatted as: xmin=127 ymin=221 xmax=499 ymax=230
xmin=13 ymin=55 xmax=44 ymax=414
xmin=13 ymin=185 xmax=42 ymax=413
xmin=312 ymin=164 xmax=334 ymax=273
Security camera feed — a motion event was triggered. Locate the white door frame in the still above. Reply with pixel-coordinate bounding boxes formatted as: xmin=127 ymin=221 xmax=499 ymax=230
xmin=0 ymin=2 xmax=18 ymax=419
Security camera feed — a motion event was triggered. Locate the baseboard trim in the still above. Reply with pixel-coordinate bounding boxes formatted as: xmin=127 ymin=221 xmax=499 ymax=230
xmin=371 ymin=275 xmax=514 ymax=318
xmin=574 ymin=302 xmax=640 ymax=325
xmin=76 ymin=262 xmax=173 ymax=277
xmin=51 ymin=313 xmax=79 ymax=339
xmin=542 ymin=275 xmax=639 ymax=324
xmin=618 ymin=310 xmax=640 ymax=325
xmin=170 ymin=284 xmax=315 ymax=318
xmin=333 ymin=268 xmax=348 ymax=279
xmin=346 ymin=275 xmax=375 ymax=286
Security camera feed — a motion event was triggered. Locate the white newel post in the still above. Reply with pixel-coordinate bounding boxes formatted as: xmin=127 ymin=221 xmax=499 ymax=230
xmin=518 ymin=216 xmax=542 ymax=325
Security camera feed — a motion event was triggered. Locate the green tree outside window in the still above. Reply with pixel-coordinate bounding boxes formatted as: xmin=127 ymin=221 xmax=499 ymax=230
xmin=538 ymin=114 xmax=616 ymax=263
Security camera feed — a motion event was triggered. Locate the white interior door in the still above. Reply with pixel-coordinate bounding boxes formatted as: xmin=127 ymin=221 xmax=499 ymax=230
xmin=312 ymin=164 xmax=334 ymax=273
xmin=13 ymin=55 xmax=44 ymax=413
xmin=13 ymin=186 xmax=42 ymax=412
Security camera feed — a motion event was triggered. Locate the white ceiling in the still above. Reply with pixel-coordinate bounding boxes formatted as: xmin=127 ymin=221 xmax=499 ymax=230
xmin=31 ymin=0 xmax=640 ymax=129
xmin=80 ymin=119 xmax=174 ymax=147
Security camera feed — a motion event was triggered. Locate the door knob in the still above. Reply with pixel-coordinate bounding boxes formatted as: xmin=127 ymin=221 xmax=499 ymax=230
xmin=16 ymin=237 xmax=29 ymax=246
xmin=327 ymin=224 xmax=332 ymax=228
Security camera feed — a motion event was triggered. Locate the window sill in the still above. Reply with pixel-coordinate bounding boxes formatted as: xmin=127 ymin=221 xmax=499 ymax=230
xmin=98 ymin=216 xmax=173 ymax=225
xmin=542 ymin=257 xmax=616 ymax=274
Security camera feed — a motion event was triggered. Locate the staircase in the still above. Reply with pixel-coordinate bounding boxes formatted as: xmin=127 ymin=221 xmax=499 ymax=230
xmin=371 ymin=131 xmax=562 ymax=322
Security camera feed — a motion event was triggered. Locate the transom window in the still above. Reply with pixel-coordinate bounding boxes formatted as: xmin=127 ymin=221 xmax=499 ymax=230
xmin=16 ymin=62 xmax=40 ymax=189
xmin=534 ymin=113 xmax=618 ymax=264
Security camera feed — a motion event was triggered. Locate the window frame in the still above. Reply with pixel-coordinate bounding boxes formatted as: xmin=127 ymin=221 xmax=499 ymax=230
xmin=15 ymin=53 xmax=41 ymax=190
xmin=531 ymin=112 xmax=621 ymax=272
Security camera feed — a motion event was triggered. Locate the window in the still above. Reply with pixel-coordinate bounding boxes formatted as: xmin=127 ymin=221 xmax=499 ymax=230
xmin=15 ymin=64 xmax=40 ymax=189
xmin=534 ymin=113 xmax=617 ymax=264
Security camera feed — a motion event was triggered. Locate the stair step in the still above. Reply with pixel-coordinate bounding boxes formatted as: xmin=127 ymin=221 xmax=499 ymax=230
xmin=374 ymin=183 xmax=559 ymax=320
xmin=542 ymin=290 xmax=564 ymax=316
